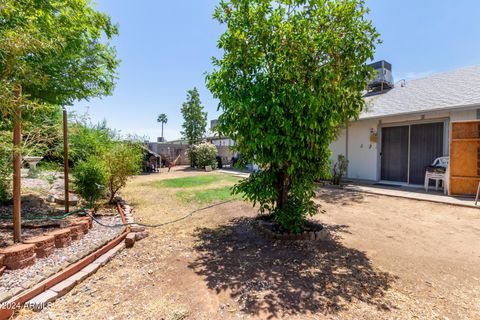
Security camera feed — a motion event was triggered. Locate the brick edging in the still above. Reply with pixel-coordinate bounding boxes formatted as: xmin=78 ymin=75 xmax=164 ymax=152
xmin=0 ymin=226 xmax=128 ymax=319
xmin=252 ymin=219 xmax=329 ymax=241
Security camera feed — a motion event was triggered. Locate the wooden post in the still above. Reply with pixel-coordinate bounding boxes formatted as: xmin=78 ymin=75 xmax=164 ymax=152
xmin=63 ymin=107 xmax=69 ymax=213
xmin=12 ymin=85 xmax=22 ymax=243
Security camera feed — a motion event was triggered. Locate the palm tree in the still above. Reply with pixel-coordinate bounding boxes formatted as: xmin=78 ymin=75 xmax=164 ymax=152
xmin=157 ymin=113 xmax=168 ymax=141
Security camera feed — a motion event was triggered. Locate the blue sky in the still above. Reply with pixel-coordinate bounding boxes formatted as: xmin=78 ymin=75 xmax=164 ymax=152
xmin=73 ymin=0 xmax=480 ymax=141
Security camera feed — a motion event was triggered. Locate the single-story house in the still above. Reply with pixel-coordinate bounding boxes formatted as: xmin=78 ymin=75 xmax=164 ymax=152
xmin=330 ymin=63 xmax=480 ymax=185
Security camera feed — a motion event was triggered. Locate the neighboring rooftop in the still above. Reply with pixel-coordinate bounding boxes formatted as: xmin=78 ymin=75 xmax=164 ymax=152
xmin=361 ymin=65 xmax=480 ymax=119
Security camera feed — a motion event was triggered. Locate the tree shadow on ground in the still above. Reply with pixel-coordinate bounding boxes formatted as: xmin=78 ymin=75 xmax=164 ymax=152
xmin=189 ymin=218 xmax=396 ymax=319
xmin=315 ymin=187 xmax=367 ymax=205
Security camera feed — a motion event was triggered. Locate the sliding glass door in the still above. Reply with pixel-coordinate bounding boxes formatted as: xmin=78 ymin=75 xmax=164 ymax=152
xmin=381 ymin=122 xmax=444 ymax=184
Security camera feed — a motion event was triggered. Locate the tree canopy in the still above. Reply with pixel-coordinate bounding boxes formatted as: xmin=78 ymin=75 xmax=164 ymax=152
xmin=207 ymin=0 xmax=380 ymax=232
xmin=181 ymin=87 xmax=207 ymax=146
xmin=157 ymin=113 xmax=168 ymax=125
xmin=0 ymin=0 xmax=119 ymax=115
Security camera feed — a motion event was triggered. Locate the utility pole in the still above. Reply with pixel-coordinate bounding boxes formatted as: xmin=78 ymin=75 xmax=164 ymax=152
xmin=63 ymin=107 xmax=69 ymax=213
xmin=12 ymin=85 xmax=22 ymax=243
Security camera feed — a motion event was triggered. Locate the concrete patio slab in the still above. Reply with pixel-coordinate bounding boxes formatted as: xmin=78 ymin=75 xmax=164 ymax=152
xmin=344 ymin=184 xmax=479 ymax=208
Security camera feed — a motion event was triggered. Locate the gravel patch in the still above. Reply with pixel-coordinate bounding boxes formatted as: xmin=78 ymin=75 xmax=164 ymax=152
xmin=0 ymin=215 xmax=124 ymax=302
xmin=22 ymin=177 xmax=51 ymax=191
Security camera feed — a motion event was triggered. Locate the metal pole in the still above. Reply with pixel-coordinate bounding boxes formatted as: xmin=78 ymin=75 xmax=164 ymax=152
xmin=63 ymin=107 xmax=69 ymax=213
xmin=12 ymin=85 xmax=22 ymax=243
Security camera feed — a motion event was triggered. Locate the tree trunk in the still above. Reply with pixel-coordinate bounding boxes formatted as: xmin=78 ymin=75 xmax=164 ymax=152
xmin=12 ymin=85 xmax=22 ymax=243
xmin=276 ymin=170 xmax=289 ymax=210
xmin=161 ymin=123 xmax=164 ymax=139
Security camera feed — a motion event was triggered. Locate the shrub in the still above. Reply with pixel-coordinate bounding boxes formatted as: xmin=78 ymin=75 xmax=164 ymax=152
xmin=0 ymin=150 xmax=12 ymax=204
xmin=0 ymin=131 xmax=12 ymax=204
xmin=73 ymin=156 xmax=107 ymax=207
xmin=103 ymin=142 xmax=143 ymax=203
xmin=188 ymin=142 xmax=218 ymax=169
xmin=332 ymin=155 xmax=349 ymax=185
xmin=66 ymin=120 xmax=114 ymax=165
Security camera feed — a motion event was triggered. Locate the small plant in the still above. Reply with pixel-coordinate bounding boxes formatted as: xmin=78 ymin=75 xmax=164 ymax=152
xmin=332 ymin=155 xmax=349 ymax=186
xmin=73 ymin=156 xmax=108 ymax=207
xmin=187 ymin=142 xmax=218 ymax=169
xmin=42 ymin=174 xmax=56 ymax=185
xmin=37 ymin=161 xmax=62 ymax=172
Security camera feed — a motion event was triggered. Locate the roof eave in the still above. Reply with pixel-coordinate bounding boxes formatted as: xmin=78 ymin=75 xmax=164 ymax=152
xmin=358 ymin=102 xmax=480 ymax=122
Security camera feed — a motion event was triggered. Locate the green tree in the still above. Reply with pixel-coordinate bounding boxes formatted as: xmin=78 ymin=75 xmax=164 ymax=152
xmin=67 ymin=119 xmax=115 ymax=165
xmin=207 ymin=0 xmax=379 ymax=232
xmin=104 ymin=142 xmax=143 ymax=203
xmin=0 ymin=0 xmax=119 ymax=114
xmin=0 ymin=0 xmax=119 ymax=204
xmin=181 ymin=88 xmax=208 ymax=146
xmin=157 ymin=113 xmax=168 ymax=141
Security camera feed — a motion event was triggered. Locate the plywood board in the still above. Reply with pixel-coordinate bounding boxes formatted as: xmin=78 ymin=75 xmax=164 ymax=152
xmin=450 ymin=140 xmax=480 ymax=177
xmin=449 ymin=121 xmax=480 ymax=196
xmin=450 ymin=177 xmax=480 ymax=196
xmin=451 ymin=121 xmax=480 ymax=139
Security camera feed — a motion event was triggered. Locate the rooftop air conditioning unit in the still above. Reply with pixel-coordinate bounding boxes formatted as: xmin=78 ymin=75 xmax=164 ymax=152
xmin=367 ymin=60 xmax=394 ymax=92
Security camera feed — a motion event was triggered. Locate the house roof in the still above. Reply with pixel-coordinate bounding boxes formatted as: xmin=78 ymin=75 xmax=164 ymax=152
xmin=361 ymin=65 xmax=480 ymax=119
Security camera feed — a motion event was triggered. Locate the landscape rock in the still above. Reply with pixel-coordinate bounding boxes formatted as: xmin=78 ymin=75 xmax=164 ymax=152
xmin=125 ymin=233 xmax=136 ymax=248
xmin=134 ymin=231 xmax=149 ymax=241
xmin=315 ymin=229 xmax=329 ymax=241
xmin=129 ymin=225 xmax=146 ymax=233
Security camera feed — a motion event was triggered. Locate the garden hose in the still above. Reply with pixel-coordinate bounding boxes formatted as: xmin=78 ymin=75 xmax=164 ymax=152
xmin=0 ymin=208 xmax=89 ymax=221
xmin=86 ymin=199 xmax=235 ymax=229
xmin=0 ymin=200 xmax=234 ymax=229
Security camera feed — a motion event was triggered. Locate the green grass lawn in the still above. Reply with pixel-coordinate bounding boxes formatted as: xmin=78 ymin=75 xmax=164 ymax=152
xmin=152 ymin=174 xmax=240 ymax=189
xmin=176 ymin=186 xmax=243 ymax=203
xmin=151 ymin=174 xmax=243 ymax=203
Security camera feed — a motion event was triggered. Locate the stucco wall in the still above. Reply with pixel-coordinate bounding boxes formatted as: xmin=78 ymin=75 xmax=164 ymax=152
xmin=329 ymin=128 xmax=347 ymax=164
xmin=346 ymin=119 xmax=379 ymax=180
xmin=148 ymin=143 xmax=190 ymax=165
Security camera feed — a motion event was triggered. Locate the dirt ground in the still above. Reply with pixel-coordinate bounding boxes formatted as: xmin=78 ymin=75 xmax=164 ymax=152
xmin=17 ymin=166 xmax=480 ymax=320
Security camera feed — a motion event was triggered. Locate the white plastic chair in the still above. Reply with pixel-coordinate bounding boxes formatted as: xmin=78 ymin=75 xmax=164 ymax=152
xmin=424 ymin=156 xmax=449 ymax=194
